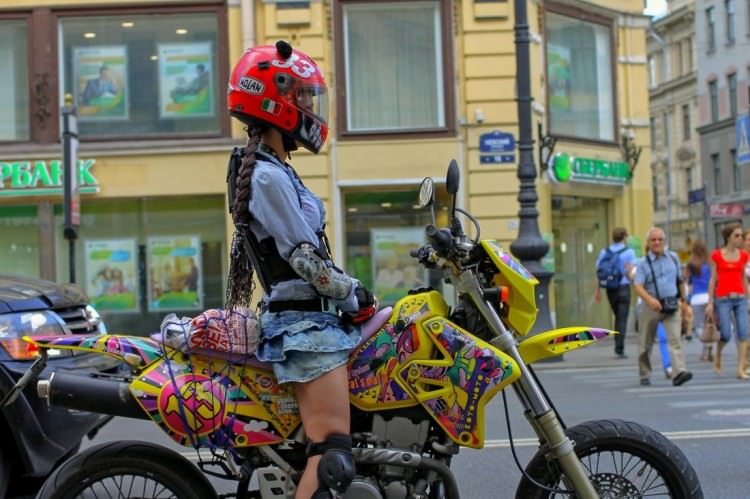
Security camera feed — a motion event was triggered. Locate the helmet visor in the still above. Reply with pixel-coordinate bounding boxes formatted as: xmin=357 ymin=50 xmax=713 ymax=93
xmin=295 ymin=83 xmax=328 ymax=125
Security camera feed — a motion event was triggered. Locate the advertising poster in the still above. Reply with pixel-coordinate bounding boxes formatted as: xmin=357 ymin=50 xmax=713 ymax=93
xmin=84 ymin=239 xmax=138 ymax=312
xmin=73 ymin=45 xmax=128 ymax=121
xmin=547 ymin=43 xmax=571 ymax=112
xmin=157 ymin=42 xmax=214 ymax=119
xmin=371 ymin=228 xmax=426 ymax=305
xmin=147 ymin=236 xmax=202 ymax=312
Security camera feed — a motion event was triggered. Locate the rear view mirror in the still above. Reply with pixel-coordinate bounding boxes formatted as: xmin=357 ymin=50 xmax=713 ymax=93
xmin=417 ymin=177 xmax=435 ymax=209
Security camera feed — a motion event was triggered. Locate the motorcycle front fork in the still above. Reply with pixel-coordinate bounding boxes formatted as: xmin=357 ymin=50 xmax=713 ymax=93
xmin=505 ymin=345 xmax=598 ymax=499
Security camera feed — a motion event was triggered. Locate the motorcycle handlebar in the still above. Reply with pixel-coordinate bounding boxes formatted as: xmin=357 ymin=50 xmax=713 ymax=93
xmin=426 ymin=224 xmax=454 ymax=257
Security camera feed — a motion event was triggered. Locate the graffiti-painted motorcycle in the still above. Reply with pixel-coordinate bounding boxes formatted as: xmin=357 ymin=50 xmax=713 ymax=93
xmin=7 ymin=161 xmax=701 ymax=498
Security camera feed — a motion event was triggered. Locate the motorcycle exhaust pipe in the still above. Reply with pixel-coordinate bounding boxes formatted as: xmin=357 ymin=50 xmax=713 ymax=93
xmin=37 ymin=372 xmax=149 ymax=420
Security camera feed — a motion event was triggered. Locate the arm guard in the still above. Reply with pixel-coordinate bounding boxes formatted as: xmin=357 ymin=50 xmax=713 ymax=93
xmin=289 ymin=243 xmax=353 ymax=300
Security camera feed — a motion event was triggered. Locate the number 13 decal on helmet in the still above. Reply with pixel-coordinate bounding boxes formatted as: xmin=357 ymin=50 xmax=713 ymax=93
xmin=272 ymin=54 xmax=318 ymax=79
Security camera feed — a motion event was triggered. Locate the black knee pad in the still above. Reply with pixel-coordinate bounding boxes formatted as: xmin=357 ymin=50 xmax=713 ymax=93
xmin=307 ymin=433 xmax=355 ymax=494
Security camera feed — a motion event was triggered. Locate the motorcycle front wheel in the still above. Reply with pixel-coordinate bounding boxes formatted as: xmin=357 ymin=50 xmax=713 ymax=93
xmin=36 ymin=441 xmax=218 ymax=499
xmin=515 ymin=419 xmax=702 ymax=499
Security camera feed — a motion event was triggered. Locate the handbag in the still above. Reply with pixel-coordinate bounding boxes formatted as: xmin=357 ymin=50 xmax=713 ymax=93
xmin=700 ymin=318 xmax=720 ymax=344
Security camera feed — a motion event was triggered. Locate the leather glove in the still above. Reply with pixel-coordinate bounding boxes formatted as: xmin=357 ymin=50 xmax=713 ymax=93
xmin=347 ymin=285 xmax=377 ymax=324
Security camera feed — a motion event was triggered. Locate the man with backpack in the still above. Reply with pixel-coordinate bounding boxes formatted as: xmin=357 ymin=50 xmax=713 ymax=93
xmin=595 ymin=227 xmax=637 ymax=359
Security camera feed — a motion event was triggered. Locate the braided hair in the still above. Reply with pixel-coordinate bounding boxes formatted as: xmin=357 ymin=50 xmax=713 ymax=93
xmin=225 ymin=125 xmax=265 ymax=310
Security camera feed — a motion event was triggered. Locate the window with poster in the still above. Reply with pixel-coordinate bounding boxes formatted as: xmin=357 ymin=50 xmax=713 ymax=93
xmin=0 ymin=4 xmax=228 ymax=144
xmin=343 ymin=185 xmax=454 ymax=307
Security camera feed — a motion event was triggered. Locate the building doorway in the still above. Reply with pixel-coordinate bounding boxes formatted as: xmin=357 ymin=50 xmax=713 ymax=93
xmin=551 ymin=196 xmax=612 ymax=330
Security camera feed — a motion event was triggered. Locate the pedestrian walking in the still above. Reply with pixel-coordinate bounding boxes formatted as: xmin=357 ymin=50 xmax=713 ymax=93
xmin=685 ymin=240 xmax=712 ymax=361
xmin=706 ymin=223 xmax=749 ymax=380
xmin=595 ymin=227 xmax=637 ymax=359
xmin=632 ymin=227 xmax=692 ymax=387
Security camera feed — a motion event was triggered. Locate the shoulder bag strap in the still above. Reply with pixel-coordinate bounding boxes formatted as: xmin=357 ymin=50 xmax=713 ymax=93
xmin=646 ymin=255 xmax=662 ymax=300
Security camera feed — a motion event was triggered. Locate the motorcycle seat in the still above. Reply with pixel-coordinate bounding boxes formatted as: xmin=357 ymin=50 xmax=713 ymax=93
xmin=149 ymin=306 xmax=394 ymax=372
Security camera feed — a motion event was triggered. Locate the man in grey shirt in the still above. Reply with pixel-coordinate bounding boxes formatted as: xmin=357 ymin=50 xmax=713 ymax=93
xmin=632 ymin=227 xmax=692 ymax=387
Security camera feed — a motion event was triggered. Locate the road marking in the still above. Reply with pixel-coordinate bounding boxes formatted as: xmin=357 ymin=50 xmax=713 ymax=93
xmin=481 ymin=427 xmax=750 ymax=448
xmin=174 ymin=427 xmax=750 ymax=460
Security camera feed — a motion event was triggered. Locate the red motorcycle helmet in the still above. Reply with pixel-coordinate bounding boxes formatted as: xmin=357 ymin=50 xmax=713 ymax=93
xmin=227 ymin=41 xmax=328 ymax=154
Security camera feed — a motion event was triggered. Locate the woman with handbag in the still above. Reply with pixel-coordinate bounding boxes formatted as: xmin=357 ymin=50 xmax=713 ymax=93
xmin=706 ymin=223 xmax=750 ymax=379
xmin=686 ymin=240 xmax=714 ymax=361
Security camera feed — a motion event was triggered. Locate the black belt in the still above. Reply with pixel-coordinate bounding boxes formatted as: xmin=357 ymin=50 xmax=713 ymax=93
xmin=267 ymin=298 xmax=334 ymax=313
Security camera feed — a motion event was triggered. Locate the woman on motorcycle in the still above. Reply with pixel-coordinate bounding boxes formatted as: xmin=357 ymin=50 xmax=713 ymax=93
xmin=225 ymin=41 xmax=376 ymax=498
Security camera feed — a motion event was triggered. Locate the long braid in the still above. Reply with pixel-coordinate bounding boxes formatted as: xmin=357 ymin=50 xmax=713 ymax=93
xmin=226 ymin=126 xmax=264 ymax=310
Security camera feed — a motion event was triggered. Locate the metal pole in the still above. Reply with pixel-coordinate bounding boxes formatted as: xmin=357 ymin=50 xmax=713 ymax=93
xmin=509 ymin=0 xmax=554 ymax=335
xmin=62 ymin=93 xmax=80 ymax=284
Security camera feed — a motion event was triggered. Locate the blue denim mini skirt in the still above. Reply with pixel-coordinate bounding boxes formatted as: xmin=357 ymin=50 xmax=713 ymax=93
xmin=256 ymin=310 xmax=362 ymax=384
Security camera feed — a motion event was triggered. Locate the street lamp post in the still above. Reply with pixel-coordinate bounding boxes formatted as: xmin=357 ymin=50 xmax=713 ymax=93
xmin=509 ymin=0 xmax=554 ymax=334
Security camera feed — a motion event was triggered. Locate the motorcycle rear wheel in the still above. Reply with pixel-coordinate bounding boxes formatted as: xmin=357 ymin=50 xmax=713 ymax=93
xmin=515 ymin=419 xmax=702 ymax=498
xmin=36 ymin=440 xmax=218 ymax=499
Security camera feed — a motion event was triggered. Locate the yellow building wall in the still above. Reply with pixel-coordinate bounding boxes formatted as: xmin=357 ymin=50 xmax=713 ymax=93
xmin=3 ymin=0 xmax=654 ymax=311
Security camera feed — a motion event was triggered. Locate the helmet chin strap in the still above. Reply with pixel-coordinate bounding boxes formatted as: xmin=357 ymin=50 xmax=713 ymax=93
xmin=282 ymin=134 xmax=297 ymax=159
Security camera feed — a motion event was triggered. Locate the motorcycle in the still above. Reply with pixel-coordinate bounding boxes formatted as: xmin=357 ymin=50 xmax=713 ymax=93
xmin=6 ymin=160 xmax=701 ymax=498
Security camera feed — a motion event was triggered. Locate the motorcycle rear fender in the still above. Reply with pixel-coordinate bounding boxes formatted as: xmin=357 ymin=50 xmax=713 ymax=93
xmin=24 ymin=334 xmax=164 ymax=368
xmin=517 ymin=327 xmax=616 ymax=365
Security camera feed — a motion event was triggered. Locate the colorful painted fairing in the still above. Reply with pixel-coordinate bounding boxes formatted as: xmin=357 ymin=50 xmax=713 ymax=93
xmin=479 ymin=240 xmax=538 ymax=336
xmin=348 ymin=290 xmax=521 ymax=449
xmin=130 ymin=353 xmax=299 ymax=448
xmin=517 ymin=327 xmax=616 ymax=364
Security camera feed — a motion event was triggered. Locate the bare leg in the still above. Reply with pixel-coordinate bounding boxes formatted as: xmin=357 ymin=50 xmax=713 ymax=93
xmin=737 ymin=340 xmax=749 ymax=379
xmin=293 ymin=365 xmax=350 ymax=499
xmin=714 ymin=341 xmax=726 ymax=374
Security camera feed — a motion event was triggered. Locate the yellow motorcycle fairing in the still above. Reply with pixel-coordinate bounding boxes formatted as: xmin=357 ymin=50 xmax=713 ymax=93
xmin=480 ymin=240 xmax=538 ymax=336
xmin=517 ymin=327 xmax=617 ymax=365
xmin=349 ymin=290 xmax=522 ymax=449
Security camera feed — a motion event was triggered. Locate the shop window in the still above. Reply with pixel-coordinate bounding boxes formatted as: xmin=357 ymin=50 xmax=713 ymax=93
xmin=53 ymin=196 xmax=226 ymax=335
xmin=0 ymin=205 xmax=39 ymax=277
xmin=343 ymin=186 xmax=452 ymax=306
xmin=59 ymin=13 xmax=221 ymax=139
xmin=0 ymin=19 xmax=30 ymax=142
xmin=336 ymin=0 xmax=453 ymax=136
xmin=545 ymin=7 xmax=615 ymax=142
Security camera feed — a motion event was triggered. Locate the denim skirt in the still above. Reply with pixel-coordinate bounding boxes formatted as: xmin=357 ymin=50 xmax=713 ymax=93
xmin=256 ymin=310 xmax=362 ymax=384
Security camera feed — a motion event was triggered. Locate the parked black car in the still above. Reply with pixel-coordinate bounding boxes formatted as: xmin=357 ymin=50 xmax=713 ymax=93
xmin=0 ymin=274 xmax=121 ymax=496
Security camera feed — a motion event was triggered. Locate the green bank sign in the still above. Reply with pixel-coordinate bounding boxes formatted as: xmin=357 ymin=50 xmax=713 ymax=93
xmin=548 ymin=153 xmax=629 ymax=185
xmin=0 ymin=159 xmax=99 ymax=197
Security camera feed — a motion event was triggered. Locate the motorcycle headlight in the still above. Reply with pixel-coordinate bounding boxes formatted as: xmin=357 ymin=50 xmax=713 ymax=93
xmin=0 ymin=311 xmax=70 ymax=360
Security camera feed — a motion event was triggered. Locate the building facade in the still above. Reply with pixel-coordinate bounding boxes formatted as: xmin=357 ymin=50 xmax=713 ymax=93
xmin=647 ymin=0 xmax=702 ymax=259
xmin=0 ymin=0 xmax=652 ymax=334
xmin=695 ymin=0 xmax=750 ymax=248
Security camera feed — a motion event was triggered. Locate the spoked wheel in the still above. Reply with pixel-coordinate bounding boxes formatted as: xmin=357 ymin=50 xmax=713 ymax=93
xmin=36 ymin=441 xmax=218 ymax=499
xmin=515 ymin=419 xmax=703 ymax=499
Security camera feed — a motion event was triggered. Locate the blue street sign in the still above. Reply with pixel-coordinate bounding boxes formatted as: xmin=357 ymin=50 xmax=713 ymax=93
xmin=688 ymin=186 xmax=705 ymax=204
xmin=479 ymin=130 xmax=515 ymax=153
xmin=480 ymin=154 xmax=515 ymax=164
xmin=737 ymin=116 xmax=750 ymax=165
